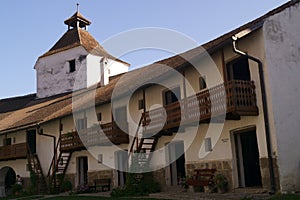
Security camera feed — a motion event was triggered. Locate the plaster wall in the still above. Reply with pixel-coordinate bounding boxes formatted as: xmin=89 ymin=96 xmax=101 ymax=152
xmin=263 ymin=3 xmax=300 ymax=192
xmin=35 ymin=46 xmax=88 ymax=98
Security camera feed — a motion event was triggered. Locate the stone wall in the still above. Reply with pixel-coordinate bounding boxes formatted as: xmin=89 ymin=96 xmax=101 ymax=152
xmin=260 ymin=157 xmax=280 ymax=192
xmin=153 ymin=168 xmax=166 ymax=191
xmin=186 ymin=160 xmax=233 ymax=190
xmin=64 ymin=170 xmax=114 ymax=190
xmin=87 ymin=170 xmax=114 ymax=189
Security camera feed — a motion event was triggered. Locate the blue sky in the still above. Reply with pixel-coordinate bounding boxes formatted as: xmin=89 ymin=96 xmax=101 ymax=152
xmin=0 ymin=0 xmax=289 ymax=99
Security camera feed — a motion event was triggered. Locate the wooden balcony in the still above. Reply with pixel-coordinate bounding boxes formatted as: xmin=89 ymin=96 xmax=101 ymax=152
xmin=60 ymin=122 xmax=129 ymax=152
xmin=143 ymin=80 xmax=258 ymax=134
xmin=0 ymin=143 xmax=28 ymax=161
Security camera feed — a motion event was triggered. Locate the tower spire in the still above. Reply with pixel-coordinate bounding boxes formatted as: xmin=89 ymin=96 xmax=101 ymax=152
xmin=64 ymin=5 xmax=91 ymax=30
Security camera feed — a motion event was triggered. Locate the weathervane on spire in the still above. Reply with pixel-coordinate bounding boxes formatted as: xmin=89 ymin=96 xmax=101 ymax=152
xmin=76 ymin=3 xmax=79 ymax=12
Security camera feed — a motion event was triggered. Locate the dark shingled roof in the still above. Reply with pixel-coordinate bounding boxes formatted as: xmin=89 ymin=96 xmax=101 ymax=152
xmin=64 ymin=11 xmax=91 ymax=27
xmin=39 ymin=11 xmax=129 ymax=65
xmin=0 ymin=0 xmax=299 ymax=133
xmin=39 ymin=28 xmax=129 ymax=65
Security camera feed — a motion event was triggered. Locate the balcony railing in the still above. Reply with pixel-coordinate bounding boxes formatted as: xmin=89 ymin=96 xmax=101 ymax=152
xmin=143 ymin=80 xmax=258 ymax=133
xmin=60 ymin=122 xmax=129 ymax=152
xmin=0 ymin=143 xmax=28 ymax=161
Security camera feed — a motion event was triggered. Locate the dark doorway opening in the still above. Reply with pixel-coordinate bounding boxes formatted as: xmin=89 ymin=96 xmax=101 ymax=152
xmin=115 ymin=150 xmax=128 ymax=186
xmin=227 ymin=57 xmax=251 ymax=81
xmin=234 ymin=129 xmax=262 ymax=187
xmin=163 ymin=87 xmax=180 ymax=106
xmin=27 ymin=130 xmax=36 ymax=154
xmin=77 ymin=156 xmax=88 ymax=186
xmin=167 ymin=141 xmax=186 ymax=186
xmin=0 ymin=167 xmax=16 ymax=196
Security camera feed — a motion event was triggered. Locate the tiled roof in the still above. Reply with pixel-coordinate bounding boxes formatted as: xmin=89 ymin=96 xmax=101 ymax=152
xmin=39 ymin=28 xmax=129 ymax=65
xmin=0 ymin=0 xmax=299 ymax=133
xmin=64 ymin=11 xmax=91 ymax=27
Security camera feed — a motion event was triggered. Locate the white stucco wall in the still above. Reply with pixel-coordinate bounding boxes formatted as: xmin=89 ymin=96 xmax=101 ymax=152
xmin=36 ymin=120 xmax=60 ymax=175
xmin=263 ymin=3 xmax=300 ymax=192
xmin=86 ymin=54 xmax=102 ymax=87
xmin=35 ymin=46 xmax=88 ymax=98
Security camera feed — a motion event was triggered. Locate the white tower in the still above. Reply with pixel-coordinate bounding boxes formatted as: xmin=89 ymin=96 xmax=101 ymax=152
xmin=34 ymin=9 xmax=129 ymax=98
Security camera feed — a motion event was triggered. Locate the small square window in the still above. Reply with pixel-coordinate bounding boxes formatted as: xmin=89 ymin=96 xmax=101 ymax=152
xmin=97 ymin=113 xmax=102 ymax=121
xmin=26 ymin=164 xmax=30 ymax=171
xmin=3 ymin=138 xmax=11 ymax=146
xmin=199 ymin=76 xmax=207 ymax=90
xmin=138 ymin=99 xmax=145 ymax=110
xmin=76 ymin=118 xmax=87 ymax=131
xmin=69 ymin=59 xmax=76 ymax=73
xmin=204 ymin=137 xmax=212 ymax=152
xmin=98 ymin=154 xmax=103 ymax=163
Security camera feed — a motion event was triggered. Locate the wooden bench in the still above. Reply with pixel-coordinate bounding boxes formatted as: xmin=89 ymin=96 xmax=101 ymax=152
xmin=89 ymin=178 xmax=111 ymax=192
xmin=187 ymin=169 xmax=216 ymax=189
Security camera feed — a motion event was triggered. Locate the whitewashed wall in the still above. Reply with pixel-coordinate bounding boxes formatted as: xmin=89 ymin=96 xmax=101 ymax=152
xmin=35 ymin=46 xmax=88 ymax=98
xmin=264 ymin=2 xmax=300 ymax=192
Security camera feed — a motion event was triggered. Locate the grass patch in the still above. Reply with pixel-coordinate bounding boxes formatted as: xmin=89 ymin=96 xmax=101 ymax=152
xmin=43 ymin=196 xmax=164 ymax=200
xmin=0 ymin=195 xmax=44 ymax=200
xmin=268 ymin=194 xmax=300 ymax=200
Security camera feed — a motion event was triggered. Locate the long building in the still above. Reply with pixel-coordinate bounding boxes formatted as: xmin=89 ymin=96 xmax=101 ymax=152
xmin=0 ymin=0 xmax=300 ymax=196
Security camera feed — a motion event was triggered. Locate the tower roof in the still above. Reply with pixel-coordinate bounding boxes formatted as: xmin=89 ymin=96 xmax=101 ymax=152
xmin=39 ymin=28 xmax=129 ymax=65
xmin=38 ymin=8 xmax=129 ymax=65
xmin=64 ymin=11 xmax=91 ymax=29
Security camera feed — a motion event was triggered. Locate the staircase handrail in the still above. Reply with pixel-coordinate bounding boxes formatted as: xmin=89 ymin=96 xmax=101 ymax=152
xmin=128 ymin=114 xmax=144 ymax=160
xmin=47 ymin=137 xmax=61 ymax=183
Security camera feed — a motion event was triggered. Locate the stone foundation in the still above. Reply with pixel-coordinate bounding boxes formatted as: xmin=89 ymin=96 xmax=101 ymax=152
xmin=260 ymin=157 xmax=280 ymax=192
xmin=152 ymin=168 xmax=166 ymax=191
xmin=64 ymin=170 xmax=114 ymax=190
xmin=64 ymin=173 xmax=76 ymax=190
xmin=186 ymin=160 xmax=233 ymax=191
xmin=87 ymin=170 xmax=114 ymax=189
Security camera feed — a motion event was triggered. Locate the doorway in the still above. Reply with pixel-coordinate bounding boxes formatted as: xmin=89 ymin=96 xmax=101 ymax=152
xmin=163 ymin=86 xmax=180 ymax=106
xmin=234 ymin=129 xmax=262 ymax=187
xmin=77 ymin=157 xmax=88 ymax=186
xmin=227 ymin=57 xmax=251 ymax=81
xmin=0 ymin=167 xmax=16 ymax=197
xmin=27 ymin=130 xmax=36 ymax=154
xmin=115 ymin=150 xmax=128 ymax=186
xmin=166 ymin=141 xmax=186 ymax=186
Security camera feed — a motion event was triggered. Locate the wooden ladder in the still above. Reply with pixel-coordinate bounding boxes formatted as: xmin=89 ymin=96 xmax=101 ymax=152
xmin=27 ymin=146 xmax=48 ymax=194
xmin=47 ymin=137 xmax=72 ymax=192
xmin=129 ymin=115 xmax=160 ymax=169
xmin=136 ymin=136 xmax=159 ymax=166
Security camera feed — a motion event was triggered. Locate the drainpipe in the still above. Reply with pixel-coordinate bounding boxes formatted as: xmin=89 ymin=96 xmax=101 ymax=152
xmin=36 ymin=123 xmax=57 ymax=188
xmin=232 ymin=35 xmax=276 ymax=194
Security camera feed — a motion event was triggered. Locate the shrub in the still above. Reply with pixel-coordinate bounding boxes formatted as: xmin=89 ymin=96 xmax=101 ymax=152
xmin=60 ymin=180 xmax=72 ymax=192
xmin=110 ymin=172 xmax=160 ymax=197
xmin=11 ymin=183 xmax=23 ymax=196
xmin=213 ymin=173 xmax=228 ymax=193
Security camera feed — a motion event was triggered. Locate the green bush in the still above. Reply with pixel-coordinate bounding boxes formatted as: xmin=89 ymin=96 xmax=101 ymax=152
xmin=11 ymin=183 xmax=23 ymax=195
xmin=110 ymin=172 xmax=160 ymax=197
xmin=61 ymin=180 xmax=72 ymax=192
xmin=213 ymin=173 xmax=228 ymax=193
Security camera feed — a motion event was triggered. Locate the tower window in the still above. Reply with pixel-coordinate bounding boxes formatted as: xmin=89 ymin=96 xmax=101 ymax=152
xmin=138 ymin=99 xmax=145 ymax=110
xmin=199 ymin=76 xmax=207 ymax=90
xmin=97 ymin=112 xmax=102 ymax=122
xmin=69 ymin=59 xmax=76 ymax=73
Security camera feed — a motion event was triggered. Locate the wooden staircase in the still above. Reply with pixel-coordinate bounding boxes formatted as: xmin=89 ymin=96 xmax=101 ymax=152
xmin=27 ymin=147 xmax=47 ymax=194
xmin=47 ymin=138 xmax=72 ymax=193
xmin=129 ymin=115 xmax=160 ymax=169
xmin=135 ymin=137 xmax=159 ymax=166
